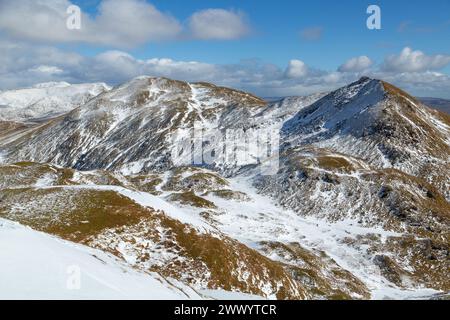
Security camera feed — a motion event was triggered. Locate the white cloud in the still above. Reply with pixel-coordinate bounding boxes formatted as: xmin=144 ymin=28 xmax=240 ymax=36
xmin=0 ymin=1 xmax=252 ymax=47
xmin=188 ymin=9 xmax=250 ymax=40
xmin=382 ymin=47 xmax=450 ymax=73
xmin=0 ymin=0 xmax=182 ymax=47
xmin=338 ymin=56 xmax=373 ymax=72
xmin=29 ymin=65 xmax=64 ymax=75
xmin=285 ymin=60 xmax=308 ymax=78
xmin=0 ymin=40 xmax=449 ymax=99
xmin=371 ymin=70 xmax=450 ymax=98
xmin=143 ymin=58 xmax=217 ymax=79
xmin=91 ymin=0 xmax=182 ymax=45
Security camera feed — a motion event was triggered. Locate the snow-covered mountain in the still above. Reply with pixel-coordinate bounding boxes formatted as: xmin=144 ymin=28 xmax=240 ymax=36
xmin=282 ymin=77 xmax=450 ymax=197
xmin=0 ymin=82 xmax=111 ymax=122
xmin=0 ymin=77 xmax=325 ymax=175
xmin=0 ymin=76 xmax=448 ymax=300
xmin=2 ymin=76 xmax=447 ymax=194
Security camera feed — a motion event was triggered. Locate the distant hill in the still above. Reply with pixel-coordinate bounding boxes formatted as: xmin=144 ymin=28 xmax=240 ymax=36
xmin=419 ymin=97 xmax=450 ymax=114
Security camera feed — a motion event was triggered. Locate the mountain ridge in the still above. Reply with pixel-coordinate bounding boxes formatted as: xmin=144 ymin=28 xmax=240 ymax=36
xmin=0 ymin=76 xmax=448 ymax=299
xmin=0 ymin=81 xmax=111 ymax=123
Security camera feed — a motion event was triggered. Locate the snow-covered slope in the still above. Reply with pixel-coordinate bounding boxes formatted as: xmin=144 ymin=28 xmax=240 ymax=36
xmin=120 ymin=163 xmax=448 ymax=298
xmin=3 ymin=76 xmax=448 ymax=188
xmin=0 ymin=218 xmax=201 ymax=300
xmin=0 ymin=77 xmax=326 ymax=176
xmin=0 ymin=77 xmax=265 ymax=173
xmin=0 ymin=82 xmax=111 ymax=122
xmin=2 ymin=161 xmax=442 ymax=299
xmin=282 ymin=77 xmax=450 ymax=197
xmin=0 ymin=163 xmax=311 ymax=300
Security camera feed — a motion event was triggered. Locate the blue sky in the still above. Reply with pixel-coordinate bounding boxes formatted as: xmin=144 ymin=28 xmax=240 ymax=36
xmin=70 ymin=0 xmax=450 ymax=70
xmin=1 ymin=0 xmax=449 ymax=97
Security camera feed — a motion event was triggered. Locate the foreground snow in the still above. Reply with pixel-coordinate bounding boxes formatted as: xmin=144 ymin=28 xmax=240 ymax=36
xmin=0 ymin=217 xmax=266 ymax=300
xmin=32 ymin=182 xmax=440 ymax=300
xmin=0 ymin=219 xmax=201 ymax=300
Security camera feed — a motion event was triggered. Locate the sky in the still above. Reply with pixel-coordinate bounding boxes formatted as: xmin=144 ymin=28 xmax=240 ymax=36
xmin=1 ymin=0 xmax=449 ymax=98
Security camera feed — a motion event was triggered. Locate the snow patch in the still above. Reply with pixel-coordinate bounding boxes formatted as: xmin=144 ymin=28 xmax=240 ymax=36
xmin=35 ymin=173 xmax=56 ymax=187
xmin=0 ymin=150 xmax=6 ymax=164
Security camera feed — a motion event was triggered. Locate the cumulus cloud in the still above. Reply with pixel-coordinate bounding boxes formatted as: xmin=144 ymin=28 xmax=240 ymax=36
xmin=29 ymin=65 xmax=64 ymax=75
xmin=0 ymin=40 xmax=314 ymax=95
xmin=0 ymin=0 xmax=182 ymax=47
xmin=370 ymin=70 xmax=450 ymax=99
xmin=91 ymin=0 xmax=182 ymax=45
xmin=300 ymin=27 xmax=323 ymax=41
xmin=338 ymin=56 xmax=373 ymax=72
xmin=0 ymin=39 xmax=83 ymax=88
xmin=0 ymin=0 xmax=251 ymax=47
xmin=1 ymin=39 xmax=449 ymax=99
xmin=285 ymin=60 xmax=308 ymax=78
xmin=382 ymin=47 xmax=450 ymax=73
xmin=188 ymin=9 xmax=250 ymax=40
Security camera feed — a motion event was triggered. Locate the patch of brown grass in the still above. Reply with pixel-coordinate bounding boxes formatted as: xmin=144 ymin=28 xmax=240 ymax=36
xmin=167 ymin=191 xmax=217 ymax=209
xmin=160 ymin=217 xmax=304 ymax=299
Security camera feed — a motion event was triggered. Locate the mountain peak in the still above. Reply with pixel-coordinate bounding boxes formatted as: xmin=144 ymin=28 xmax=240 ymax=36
xmin=350 ymin=77 xmax=420 ymax=105
xmin=359 ymin=76 xmax=372 ymax=82
xmin=281 ymin=76 xmax=450 ymax=198
xmin=282 ymin=76 xmax=444 ymax=145
xmin=380 ymin=80 xmax=420 ymax=104
xmin=356 ymin=76 xmax=379 ymax=83
xmin=99 ymin=75 xmax=265 ymax=110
